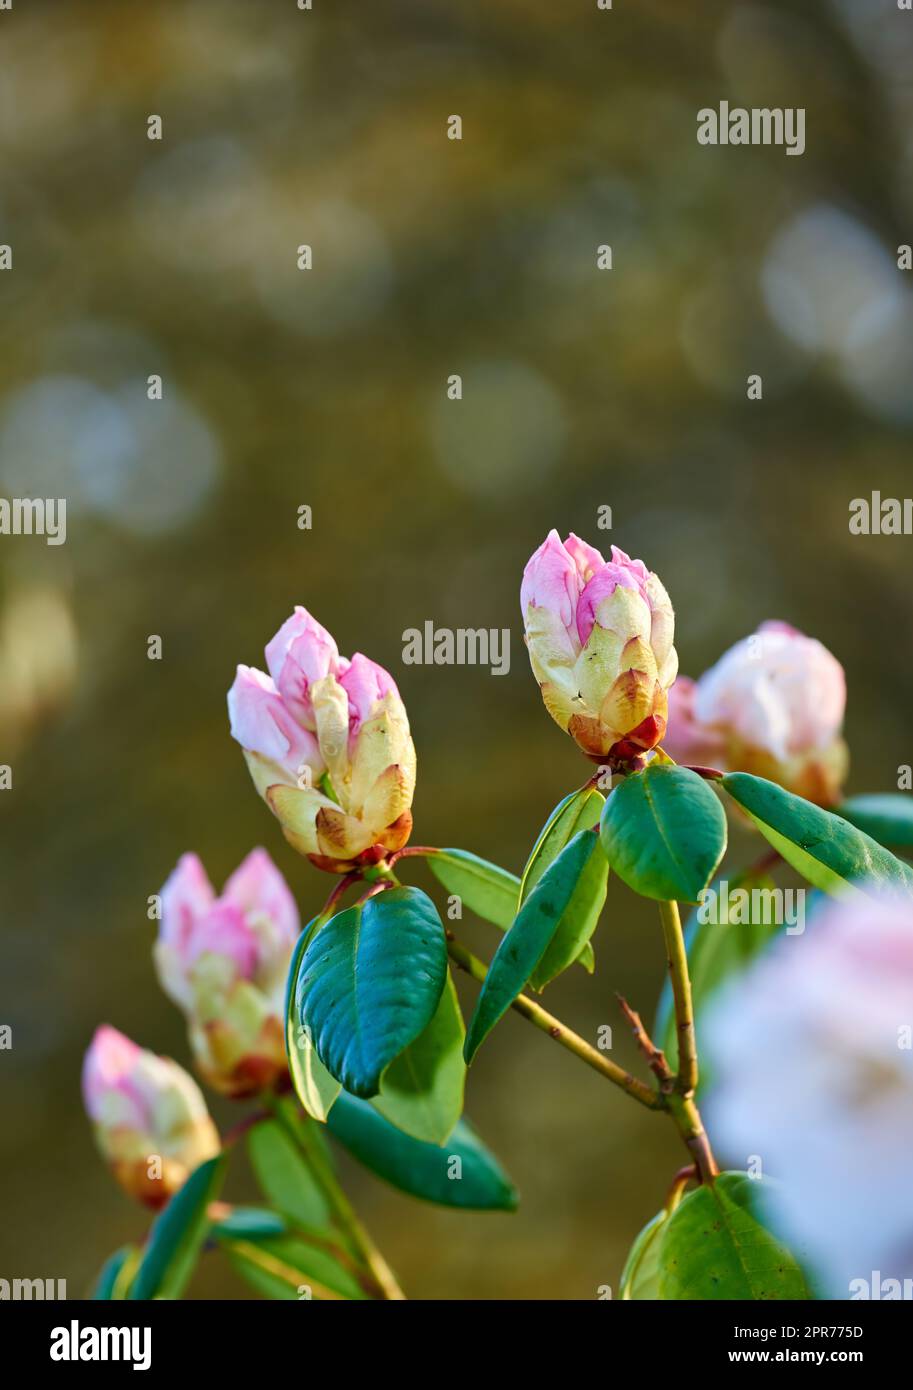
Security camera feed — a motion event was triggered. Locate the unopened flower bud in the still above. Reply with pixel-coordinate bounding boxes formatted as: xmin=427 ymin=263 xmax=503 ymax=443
xmin=154 ymin=849 xmax=299 ymax=1097
xmin=82 ymin=1025 xmax=219 ymax=1208
xmin=521 ymin=531 xmax=678 ymax=764
xmin=228 ymin=609 xmax=416 ymax=870
xmin=665 ymin=621 xmax=847 ymax=804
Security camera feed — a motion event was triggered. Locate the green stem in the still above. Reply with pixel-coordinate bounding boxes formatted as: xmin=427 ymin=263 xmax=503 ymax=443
xmin=446 ymin=936 xmax=662 ymax=1110
xmin=658 ymin=899 xmax=698 ymax=1094
xmin=665 ymin=1092 xmax=719 ymax=1184
xmin=269 ymin=1098 xmax=406 ymax=1301
xmin=657 ymin=899 xmax=719 ymax=1182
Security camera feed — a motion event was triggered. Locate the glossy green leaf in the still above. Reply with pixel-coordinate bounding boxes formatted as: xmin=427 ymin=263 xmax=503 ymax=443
xmin=128 ymin=1154 xmax=226 ymax=1300
xmin=529 ymin=836 xmax=607 ymax=992
xmin=654 ymin=870 xmax=782 ymax=1075
xmin=600 ymin=765 xmax=727 ymax=902
xmin=373 ymin=972 xmax=466 ymax=1144
xmin=723 ymin=774 xmax=913 ymax=897
xmin=835 ymin=793 xmax=913 ymax=849
xmin=221 ymin=1233 xmax=367 ymax=1301
xmin=620 ymin=1212 xmax=666 ymax=1300
xmin=247 ymin=1120 xmax=329 ymax=1230
xmin=426 ymin=849 xmax=520 ymax=929
xmin=464 ymin=830 xmax=602 ymax=1061
xmin=577 ymin=940 xmax=596 ymax=973
xmin=327 ymin=1091 xmax=518 ymax=1211
xmin=285 ymin=918 xmax=341 ymax=1122
xmin=212 ymin=1207 xmax=288 ymax=1241
xmin=296 ymin=887 xmax=448 ymax=1098
xmin=658 ymin=1172 xmax=811 ymax=1300
xmin=520 ymin=786 xmax=604 ymax=899
xmin=91 ymin=1245 xmax=139 ymax=1300
xmin=521 ymin=786 xmax=606 ymax=986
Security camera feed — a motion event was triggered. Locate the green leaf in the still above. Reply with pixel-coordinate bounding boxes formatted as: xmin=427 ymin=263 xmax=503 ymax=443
xmin=723 ymin=774 xmax=913 ymax=898
xmin=620 ymin=1212 xmax=666 ymax=1300
xmin=296 ymin=887 xmax=448 ymax=1098
xmin=221 ymin=1233 xmax=367 ymax=1301
xmin=285 ymin=919 xmax=341 ymax=1122
xmin=212 ymin=1207 xmax=288 ymax=1241
xmin=655 ymin=870 xmax=782 ymax=1075
xmin=576 ymin=939 xmax=596 ymax=974
xmin=529 ymin=836 xmax=607 ymax=992
xmin=521 ymin=786 xmax=606 ymax=988
xmin=248 ymin=1119 xmax=330 ymax=1230
xmin=373 ymin=971 xmax=466 ymax=1144
xmin=464 ymin=830 xmax=603 ymax=1062
xmin=91 ymin=1246 xmax=139 ymax=1301
xmin=327 ymin=1091 xmax=518 ymax=1211
xmin=835 ymin=793 xmax=913 ymax=849
xmin=128 ymin=1154 xmax=226 ymax=1300
xmin=658 ymin=1172 xmax=811 ymax=1299
xmin=520 ymin=786 xmax=604 ymax=899
xmin=600 ymin=765 xmax=727 ymax=902
xmin=426 ymin=849 xmax=520 ymax=929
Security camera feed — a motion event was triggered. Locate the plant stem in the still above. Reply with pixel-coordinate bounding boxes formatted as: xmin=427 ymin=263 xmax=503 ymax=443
xmin=656 ymin=899 xmax=719 ymax=1181
xmin=270 ymin=1098 xmax=406 ymax=1301
xmin=665 ymin=1091 xmax=719 ymax=1184
xmin=658 ymin=899 xmax=698 ymax=1095
xmin=445 ymin=936 xmax=661 ymax=1110
xmin=663 ymin=1164 xmax=696 ymax=1215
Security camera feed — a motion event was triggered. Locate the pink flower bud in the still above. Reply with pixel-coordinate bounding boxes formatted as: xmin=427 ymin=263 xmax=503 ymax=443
xmin=154 ymin=850 xmax=300 ymax=1097
xmin=521 ymin=531 xmax=678 ymax=763
xmin=82 ymin=1026 xmax=220 ymax=1208
xmin=705 ymin=892 xmax=913 ymax=1295
xmin=666 ymin=622 xmax=848 ymax=804
xmin=229 ymin=610 xmax=416 ymax=871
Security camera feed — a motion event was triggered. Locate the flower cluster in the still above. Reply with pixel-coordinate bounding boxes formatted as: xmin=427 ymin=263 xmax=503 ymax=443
xmin=80 ymin=546 xmax=894 ymax=1315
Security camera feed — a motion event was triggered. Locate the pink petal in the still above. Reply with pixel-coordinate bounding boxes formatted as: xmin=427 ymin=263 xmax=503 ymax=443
xmin=520 ymin=530 xmax=581 ymax=631
xmin=184 ymin=902 xmax=258 ymax=979
xmin=227 ymin=664 xmax=322 ymax=778
xmin=264 ymin=608 xmax=341 ymax=727
xmin=339 ymin=653 xmax=398 ymax=734
xmin=160 ymin=853 xmax=215 ymax=952
xmin=222 ymin=848 xmax=300 ymax=944
xmin=576 ymin=560 xmax=645 ymax=646
xmin=82 ymin=1025 xmax=143 ymax=1119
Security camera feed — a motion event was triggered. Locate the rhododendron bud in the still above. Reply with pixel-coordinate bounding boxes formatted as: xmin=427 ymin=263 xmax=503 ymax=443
xmin=666 ymin=622 xmax=848 ymax=804
xmin=705 ymin=892 xmax=913 ymax=1296
xmin=82 ymin=1026 xmax=219 ymax=1208
xmin=154 ymin=849 xmax=300 ymax=1097
xmin=521 ymin=531 xmax=677 ymax=763
xmin=228 ymin=609 xmax=416 ymax=870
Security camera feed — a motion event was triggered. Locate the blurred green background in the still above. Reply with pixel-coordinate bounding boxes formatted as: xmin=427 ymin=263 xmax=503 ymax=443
xmin=2 ymin=0 xmax=912 ymax=1298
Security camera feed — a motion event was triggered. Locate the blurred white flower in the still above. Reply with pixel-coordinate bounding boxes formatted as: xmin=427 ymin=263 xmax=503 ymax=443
xmin=705 ymin=890 xmax=913 ymax=1296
